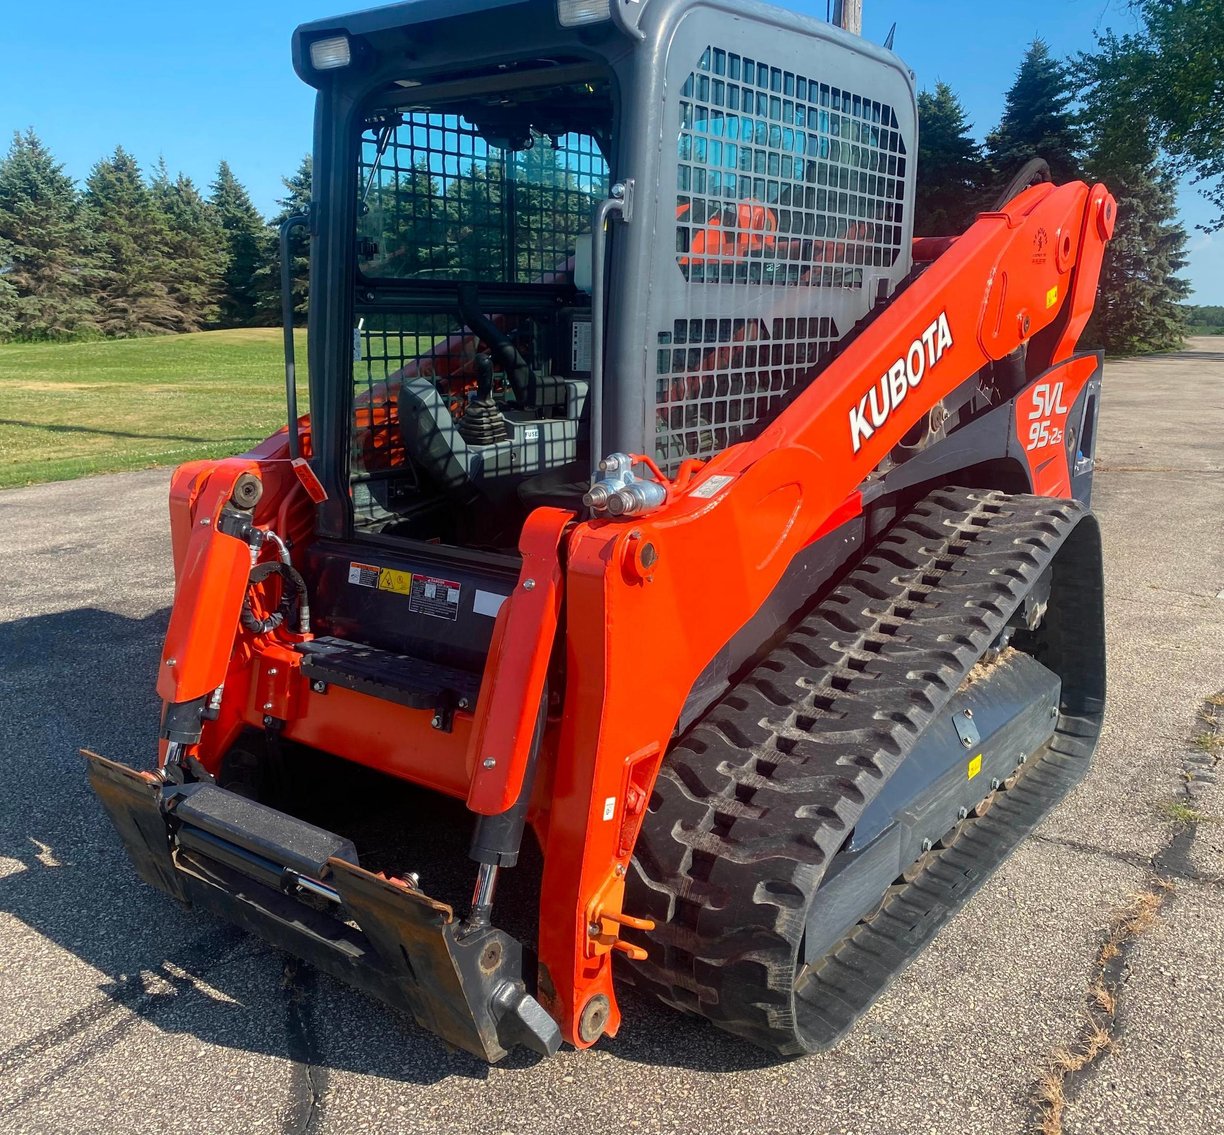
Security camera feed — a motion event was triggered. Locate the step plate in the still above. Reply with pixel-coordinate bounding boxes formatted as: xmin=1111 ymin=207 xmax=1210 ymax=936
xmin=297 ymin=636 xmax=481 ymax=711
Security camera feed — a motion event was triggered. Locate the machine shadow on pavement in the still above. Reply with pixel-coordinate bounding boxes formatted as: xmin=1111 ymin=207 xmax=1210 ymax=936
xmin=0 ymin=605 xmax=773 ymax=1082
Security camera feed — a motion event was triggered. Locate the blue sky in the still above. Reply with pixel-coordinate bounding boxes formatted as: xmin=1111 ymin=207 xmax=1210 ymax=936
xmin=2 ymin=0 xmax=1218 ymax=301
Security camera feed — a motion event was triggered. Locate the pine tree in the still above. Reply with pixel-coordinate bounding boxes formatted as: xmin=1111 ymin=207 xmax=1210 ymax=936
xmin=255 ymin=154 xmax=312 ymax=324
xmin=0 ymin=129 xmax=102 ymax=341
xmin=915 ymin=82 xmax=988 ymax=236
xmin=511 ymin=141 xmax=600 ymax=279
xmin=0 ymin=237 xmax=19 ymax=340
xmin=150 ymin=161 xmax=226 ymax=331
xmin=986 ymin=39 xmax=1081 ymax=187
xmin=1079 ymin=43 xmax=1190 ymax=353
xmin=85 ymin=147 xmax=184 ymax=336
xmin=210 ymin=160 xmax=267 ymax=326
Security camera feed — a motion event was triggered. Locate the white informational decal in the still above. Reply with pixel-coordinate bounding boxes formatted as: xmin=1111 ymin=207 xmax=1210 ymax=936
xmin=602 ymin=796 xmax=617 ymax=821
xmin=848 ymin=311 xmax=954 ymax=453
xmin=473 ymin=590 xmax=509 ymax=618
xmin=690 ymin=474 xmax=736 ymax=499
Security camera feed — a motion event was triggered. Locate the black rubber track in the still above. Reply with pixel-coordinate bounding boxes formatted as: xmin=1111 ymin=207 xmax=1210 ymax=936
xmin=623 ymin=488 xmax=1105 ymax=1054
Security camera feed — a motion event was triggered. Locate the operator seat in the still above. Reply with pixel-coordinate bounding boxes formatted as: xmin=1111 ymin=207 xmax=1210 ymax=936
xmin=397 ymin=378 xmax=481 ymax=497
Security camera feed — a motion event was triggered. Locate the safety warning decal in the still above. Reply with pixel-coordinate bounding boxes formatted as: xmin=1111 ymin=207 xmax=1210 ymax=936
xmin=377 ymin=568 xmax=413 ymax=595
xmin=349 ymin=562 xmax=414 ymax=596
xmin=348 ymin=562 xmax=382 ymax=588
xmin=410 ymin=573 xmax=462 ymax=621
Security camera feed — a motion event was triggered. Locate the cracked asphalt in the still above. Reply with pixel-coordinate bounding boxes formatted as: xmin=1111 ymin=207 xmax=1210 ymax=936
xmin=1 ymin=340 xmax=1221 ymax=1134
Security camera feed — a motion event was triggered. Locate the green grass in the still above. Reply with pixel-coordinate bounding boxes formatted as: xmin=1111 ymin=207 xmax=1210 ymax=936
xmin=0 ymin=328 xmax=308 ymax=489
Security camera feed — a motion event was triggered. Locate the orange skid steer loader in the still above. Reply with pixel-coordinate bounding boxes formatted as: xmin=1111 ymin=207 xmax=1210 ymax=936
xmin=87 ymin=0 xmax=1113 ymax=1061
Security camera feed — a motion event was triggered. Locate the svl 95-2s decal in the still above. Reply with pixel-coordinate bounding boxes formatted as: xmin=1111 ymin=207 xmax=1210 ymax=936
xmin=1025 ymin=381 xmax=1069 ymax=451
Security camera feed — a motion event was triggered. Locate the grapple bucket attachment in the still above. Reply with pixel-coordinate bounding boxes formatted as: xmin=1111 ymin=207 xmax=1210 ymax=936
xmin=83 ymin=750 xmax=560 ymax=1062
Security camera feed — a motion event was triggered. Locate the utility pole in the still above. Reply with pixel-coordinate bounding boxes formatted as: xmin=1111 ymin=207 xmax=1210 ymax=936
xmin=832 ymin=0 xmax=862 ymax=35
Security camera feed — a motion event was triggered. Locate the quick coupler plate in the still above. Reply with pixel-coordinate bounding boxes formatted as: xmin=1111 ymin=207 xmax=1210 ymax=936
xmin=82 ymin=749 xmax=560 ymax=1061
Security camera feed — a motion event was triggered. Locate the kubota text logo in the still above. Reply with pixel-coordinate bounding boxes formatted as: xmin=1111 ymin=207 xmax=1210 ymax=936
xmin=849 ymin=312 xmax=954 ymax=453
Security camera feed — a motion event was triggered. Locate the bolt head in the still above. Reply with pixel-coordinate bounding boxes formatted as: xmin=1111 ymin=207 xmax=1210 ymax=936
xmin=957 ymin=807 xmax=969 ymax=820
xmin=268 ymin=667 xmax=278 ymax=676
xmin=963 ymin=708 xmax=973 ymax=719
xmin=615 ymin=863 xmax=625 ymax=877
xmin=991 ymin=778 xmax=1002 ymax=790
xmin=522 ymin=578 xmax=536 ymax=591
xmin=961 ymin=736 xmax=973 ymax=748
xmin=200 ymin=518 xmax=211 ymax=526
xmin=311 ymin=680 xmax=327 ymax=693
xmin=262 ymin=715 xmax=274 ymax=727
xmin=263 ymin=701 xmax=274 ymax=711
xmin=483 ymin=757 xmax=497 ymax=769
xmin=430 ymin=714 xmax=442 ymax=728
xmin=458 ymin=698 xmax=470 ymax=710
xmin=587 ymin=921 xmax=601 ymax=937
xmin=165 ymin=658 xmax=176 ymax=667
xmin=921 ymin=838 xmax=933 ymax=853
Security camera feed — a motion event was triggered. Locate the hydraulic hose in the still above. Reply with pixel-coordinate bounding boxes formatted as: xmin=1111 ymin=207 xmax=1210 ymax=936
xmin=240 ymin=560 xmax=311 ymax=636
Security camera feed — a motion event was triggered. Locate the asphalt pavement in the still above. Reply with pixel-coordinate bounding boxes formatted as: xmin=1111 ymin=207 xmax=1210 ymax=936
xmin=1 ymin=340 xmax=1221 ymax=1135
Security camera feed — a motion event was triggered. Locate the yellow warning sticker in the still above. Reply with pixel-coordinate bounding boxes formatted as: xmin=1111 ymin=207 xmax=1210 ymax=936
xmin=377 ymin=568 xmax=413 ymax=595
xmin=1046 ymin=285 xmax=1059 ymax=309
xmin=967 ymin=754 xmax=983 ymax=779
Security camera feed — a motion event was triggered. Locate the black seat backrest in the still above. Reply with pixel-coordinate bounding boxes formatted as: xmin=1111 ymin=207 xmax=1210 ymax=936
xmin=397 ymin=378 xmax=477 ymax=494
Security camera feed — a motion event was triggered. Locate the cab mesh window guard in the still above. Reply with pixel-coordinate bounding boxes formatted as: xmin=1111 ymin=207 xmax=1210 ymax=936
xmin=350 ymin=113 xmax=608 ymax=494
xmin=655 ymin=46 xmax=907 ymax=472
xmin=357 ymin=115 xmax=608 ymax=287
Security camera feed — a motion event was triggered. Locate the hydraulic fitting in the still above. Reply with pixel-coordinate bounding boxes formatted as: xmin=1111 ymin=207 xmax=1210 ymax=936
xmin=584 ymin=452 xmax=667 ymax=518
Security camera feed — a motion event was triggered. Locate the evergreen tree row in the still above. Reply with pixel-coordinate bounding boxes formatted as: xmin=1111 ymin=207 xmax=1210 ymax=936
xmin=915 ymin=38 xmax=1189 ymax=354
xmin=0 ymin=129 xmax=312 ymax=343
xmin=0 ymin=23 xmax=1206 ymax=359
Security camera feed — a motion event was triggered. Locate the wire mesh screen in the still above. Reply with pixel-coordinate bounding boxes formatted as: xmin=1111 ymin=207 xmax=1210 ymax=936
xmin=351 ymin=113 xmax=608 ymax=485
xmin=358 ymin=116 xmax=608 ymax=286
xmin=655 ymin=314 xmax=838 ymax=470
xmin=655 ymin=45 xmax=909 ymax=470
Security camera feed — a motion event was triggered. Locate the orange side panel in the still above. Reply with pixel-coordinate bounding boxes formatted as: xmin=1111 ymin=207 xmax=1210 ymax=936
xmin=158 ymin=465 xmax=261 ymax=705
xmin=274 ymin=684 xmax=474 ymax=800
xmin=466 ymin=508 xmax=572 ymax=816
xmin=1014 ymin=353 xmax=1099 ymax=496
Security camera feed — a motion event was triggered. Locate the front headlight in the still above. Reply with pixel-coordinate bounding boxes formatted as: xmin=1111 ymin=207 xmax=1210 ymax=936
xmin=309 ymin=35 xmax=352 ymax=70
xmin=557 ymin=0 xmax=612 ymax=27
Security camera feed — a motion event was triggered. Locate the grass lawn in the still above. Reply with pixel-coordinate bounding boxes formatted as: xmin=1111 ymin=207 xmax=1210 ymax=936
xmin=0 ymin=328 xmax=308 ymax=489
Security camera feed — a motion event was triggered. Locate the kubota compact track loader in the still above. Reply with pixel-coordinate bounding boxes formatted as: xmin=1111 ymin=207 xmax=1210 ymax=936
xmin=87 ymin=0 xmax=1113 ymax=1061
